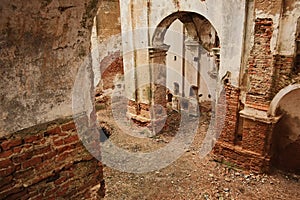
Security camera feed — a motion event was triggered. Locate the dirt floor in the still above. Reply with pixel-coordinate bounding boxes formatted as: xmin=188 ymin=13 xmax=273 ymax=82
xmin=94 ymin=96 xmax=300 ymax=200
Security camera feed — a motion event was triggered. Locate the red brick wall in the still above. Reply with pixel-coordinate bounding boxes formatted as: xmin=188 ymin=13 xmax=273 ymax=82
xmin=215 ymin=84 xmax=240 ymax=145
xmin=0 ymin=118 xmax=104 ymax=199
xmin=213 ymin=143 xmax=271 ymax=172
xmin=273 ymin=55 xmax=294 ymax=95
xmin=241 ymin=119 xmax=272 ymax=155
xmin=246 ymin=18 xmax=274 ymax=110
xmin=100 ymin=51 xmax=124 ymax=90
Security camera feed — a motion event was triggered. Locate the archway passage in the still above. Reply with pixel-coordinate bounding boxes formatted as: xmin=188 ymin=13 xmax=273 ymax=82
xmin=271 ymin=87 xmax=300 ymax=173
xmin=150 ymin=11 xmax=219 ymax=123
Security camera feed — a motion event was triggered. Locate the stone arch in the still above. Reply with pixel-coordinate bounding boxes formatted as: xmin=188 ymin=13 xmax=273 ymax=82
xmin=269 ymin=84 xmax=300 ymax=173
xmin=268 ymin=84 xmax=300 ymax=117
xmin=150 ymin=11 xmax=219 ymax=111
xmin=152 ymin=11 xmax=218 ymax=51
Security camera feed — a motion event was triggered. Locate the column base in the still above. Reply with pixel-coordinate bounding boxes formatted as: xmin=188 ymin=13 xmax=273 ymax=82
xmin=213 ymin=141 xmax=271 ymax=173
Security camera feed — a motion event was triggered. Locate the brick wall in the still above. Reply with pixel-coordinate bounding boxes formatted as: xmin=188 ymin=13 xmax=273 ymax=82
xmin=0 ymin=118 xmax=105 ymax=199
xmin=100 ymin=52 xmax=124 ymax=91
xmin=215 ymin=84 xmax=240 ymax=145
xmin=213 ymin=143 xmax=271 ymax=172
xmin=273 ymin=55 xmax=294 ymax=95
xmin=246 ymin=18 xmax=274 ymax=110
xmin=214 ymin=85 xmax=272 ymax=173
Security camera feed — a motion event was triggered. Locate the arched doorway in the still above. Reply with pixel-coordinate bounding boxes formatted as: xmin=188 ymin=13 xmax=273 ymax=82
xmin=269 ymin=84 xmax=300 ymax=173
xmin=150 ymin=11 xmax=220 ymax=118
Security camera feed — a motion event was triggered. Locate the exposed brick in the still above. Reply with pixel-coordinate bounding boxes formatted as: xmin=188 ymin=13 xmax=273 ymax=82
xmin=6 ymin=188 xmax=28 ymax=200
xmin=0 ymin=186 xmax=23 ymax=199
xmin=12 ymin=150 xmax=33 ymax=163
xmin=0 ymin=149 xmax=13 ymax=159
xmin=14 ymin=167 xmax=35 ymax=180
xmin=0 ymin=120 xmax=104 ymax=199
xmin=35 ymin=159 xmax=52 ymax=171
xmin=61 ymin=122 xmax=76 ymax=132
xmin=24 ymin=135 xmax=42 ymax=144
xmin=0 ymin=158 xmax=12 ymax=168
xmin=44 ymin=186 xmax=59 ymax=197
xmin=29 ymin=194 xmax=43 ymax=200
xmin=1 ymin=138 xmax=22 ymax=151
xmin=42 ymin=150 xmax=56 ymax=161
xmin=54 ymin=176 xmax=67 ymax=185
xmin=54 ymin=139 xmax=64 ymax=146
xmin=56 ymin=144 xmax=75 ymax=154
xmin=55 ymin=151 xmax=72 ymax=162
xmin=0 ymin=175 xmax=13 ymax=188
xmin=13 ymin=146 xmax=22 ymax=153
xmin=33 ymin=146 xmax=51 ymax=156
xmin=64 ymin=135 xmax=79 ymax=144
xmin=44 ymin=127 xmax=61 ymax=136
xmin=22 ymin=156 xmax=42 ymax=169
xmin=100 ymin=52 xmax=124 ymax=90
xmin=0 ymin=166 xmax=15 ymax=177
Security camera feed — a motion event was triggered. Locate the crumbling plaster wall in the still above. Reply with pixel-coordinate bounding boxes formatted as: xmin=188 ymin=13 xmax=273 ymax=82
xmin=240 ymin=0 xmax=300 ymax=106
xmin=214 ymin=0 xmax=300 ymax=173
xmin=92 ymin=0 xmax=122 ymax=87
xmin=0 ymin=0 xmax=99 ymax=135
xmin=0 ymin=0 xmax=106 ymax=198
xmin=277 ymin=0 xmax=300 ymax=56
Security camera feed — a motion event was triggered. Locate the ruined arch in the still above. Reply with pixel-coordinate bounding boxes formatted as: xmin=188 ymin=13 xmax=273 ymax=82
xmin=269 ymin=84 xmax=300 ymax=173
xmin=150 ymin=11 xmax=220 ymax=110
xmin=268 ymin=84 xmax=300 ymax=117
xmin=152 ymin=11 xmax=218 ymax=51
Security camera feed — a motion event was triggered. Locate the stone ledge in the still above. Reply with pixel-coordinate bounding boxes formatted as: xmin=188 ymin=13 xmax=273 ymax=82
xmin=240 ymin=107 xmax=280 ymax=124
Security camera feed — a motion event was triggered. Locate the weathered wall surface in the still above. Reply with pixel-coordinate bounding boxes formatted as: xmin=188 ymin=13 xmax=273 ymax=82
xmin=92 ymin=0 xmax=122 ymax=87
xmin=0 ymin=0 xmax=105 ymax=198
xmin=0 ymin=0 xmax=98 ymax=135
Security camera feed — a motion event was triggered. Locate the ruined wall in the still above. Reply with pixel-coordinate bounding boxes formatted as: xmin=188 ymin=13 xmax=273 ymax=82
xmin=93 ymin=0 xmax=122 ymax=89
xmin=147 ymin=0 xmax=247 ymax=86
xmin=272 ymin=0 xmax=300 ymax=94
xmin=0 ymin=119 xmax=104 ymax=199
xmin=96 ymin=0 xmax=121 ymax=43
xmin=0 ymin=0 xmax=105 ymax=198
xmin=0 ymin=0 xmax=98 ymax=135
xmin=215 ymin=0 xmax=300 ymax=173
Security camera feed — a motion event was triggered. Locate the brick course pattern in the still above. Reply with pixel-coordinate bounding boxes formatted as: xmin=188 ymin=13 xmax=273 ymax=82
xmin=0 ymin=118 xmax=105 ymax=199
xmin=213 ymin=84 xmax=273 ymax=173
xmin=215 ymin=84 xmax=240 ymax=145
xmin=246 ymin=18 xmax=274 ymax=110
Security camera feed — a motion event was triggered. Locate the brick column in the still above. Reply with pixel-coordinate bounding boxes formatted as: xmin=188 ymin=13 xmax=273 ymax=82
xmin=149 ymin=44 xmax=170 ymax=135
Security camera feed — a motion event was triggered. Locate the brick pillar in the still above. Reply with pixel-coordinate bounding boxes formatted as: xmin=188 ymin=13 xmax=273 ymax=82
xmin=237 ymin=15 xmax=277 ymax=172
xmin=149 ymin=44 xmax=170 ymax=135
